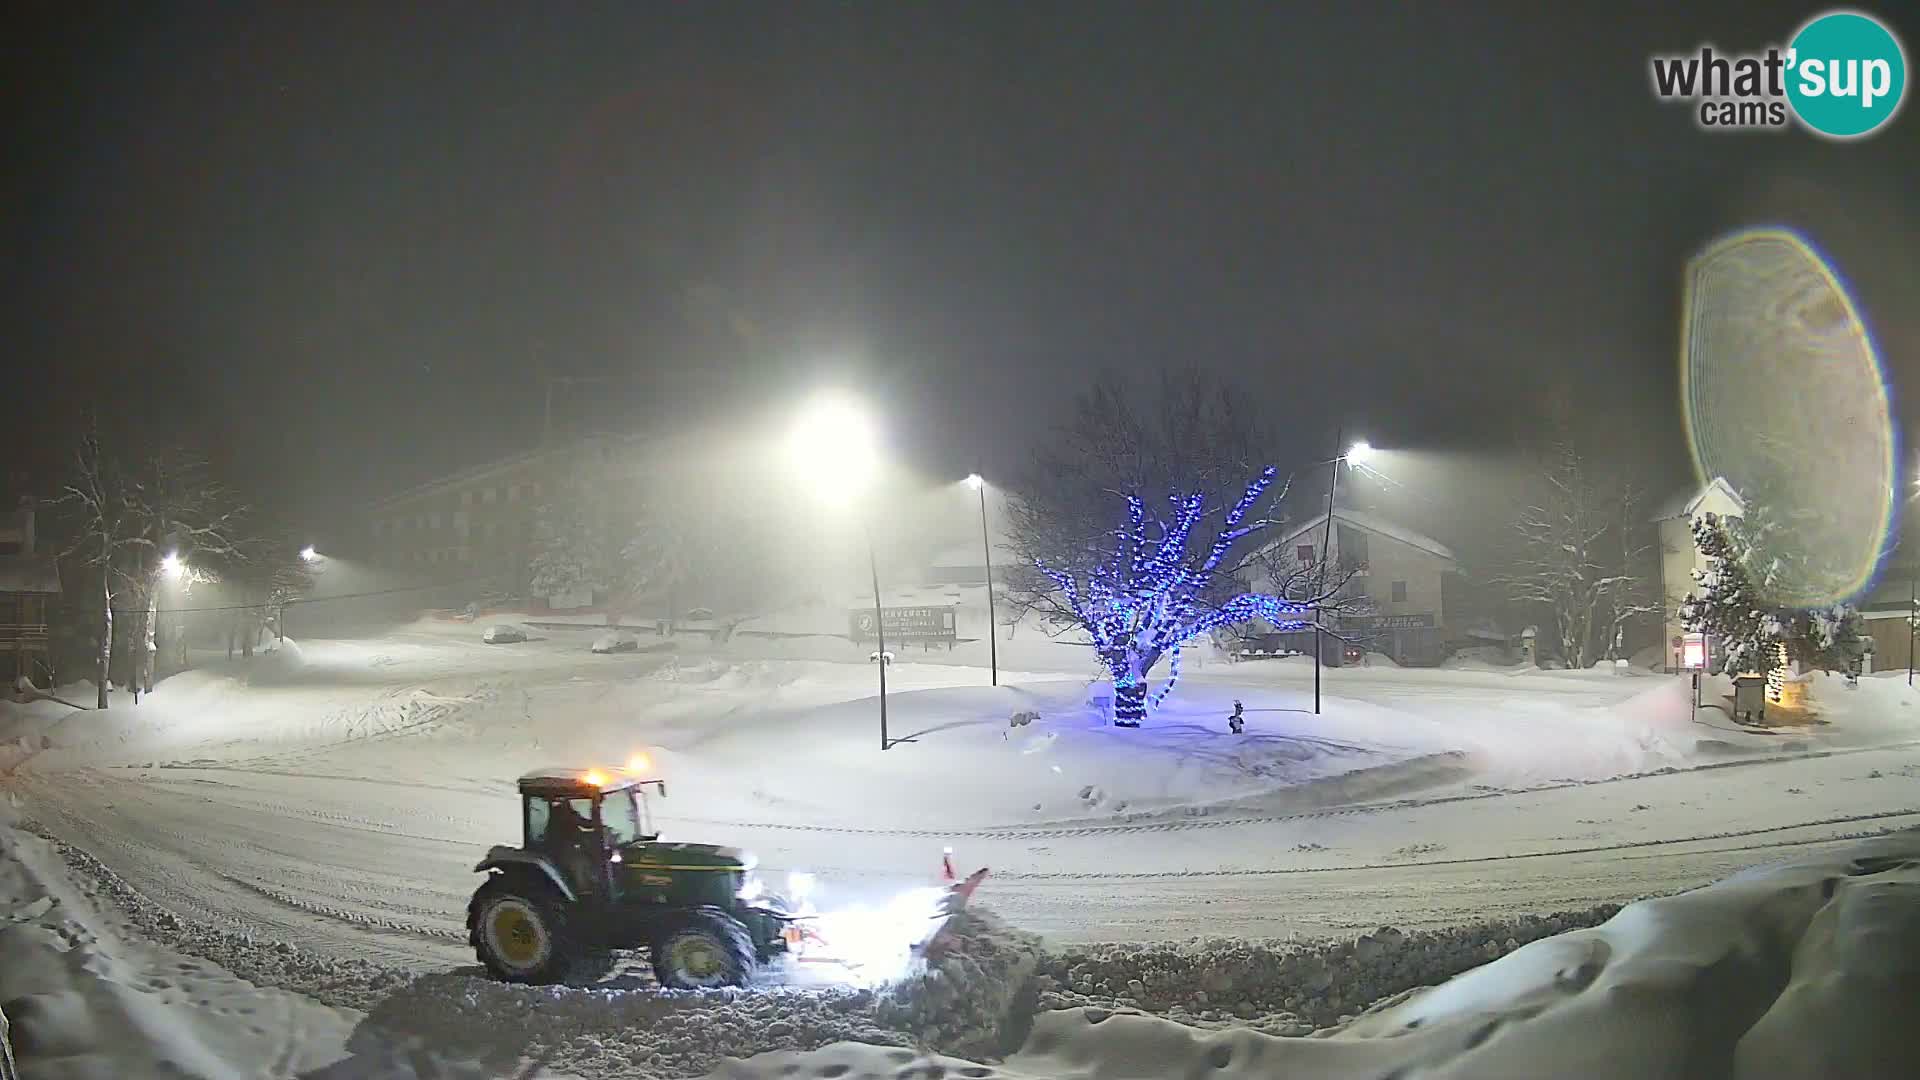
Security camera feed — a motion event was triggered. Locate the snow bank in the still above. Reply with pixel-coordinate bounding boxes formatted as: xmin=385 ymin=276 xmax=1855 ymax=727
xmin=706 ymin=827 xmax=1920 ymax=1079
xmin=0 ymin=818 xmax=364 ymax=1079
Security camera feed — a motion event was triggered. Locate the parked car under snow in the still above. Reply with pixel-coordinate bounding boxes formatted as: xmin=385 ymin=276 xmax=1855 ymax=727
xmin=482 ymin=624 xmax=528 ymax=645
xmin=591 ymin=631 xmax=640 ymax=654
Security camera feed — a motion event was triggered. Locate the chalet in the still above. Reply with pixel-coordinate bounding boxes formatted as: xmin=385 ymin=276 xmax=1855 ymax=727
xmin=1651 ymin=476 xmax=1746 ymax=669
xmin=1254 ymin=509 xmax=1459 ymax=665
xmin=0 ymin=502 xmax=60 ymax=686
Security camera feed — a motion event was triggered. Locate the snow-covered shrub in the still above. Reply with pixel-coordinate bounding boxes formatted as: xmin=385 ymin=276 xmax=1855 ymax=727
xmin=591 ymin=631 xmax=639 ymax=654
xmin=481 ymin=624 xmax=527 ymax=645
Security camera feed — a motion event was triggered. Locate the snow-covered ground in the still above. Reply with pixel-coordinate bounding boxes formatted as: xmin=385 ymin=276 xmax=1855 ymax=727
xmin=710 ymin=827 xmax=1920 ymax=1079
xmin=4 ymin=615 xmax=1920 ymax=1075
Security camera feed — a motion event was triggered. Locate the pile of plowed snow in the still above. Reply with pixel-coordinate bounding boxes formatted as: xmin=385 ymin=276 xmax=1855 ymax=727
xmin=706 ymin=827 xmax=1920 ymax=1079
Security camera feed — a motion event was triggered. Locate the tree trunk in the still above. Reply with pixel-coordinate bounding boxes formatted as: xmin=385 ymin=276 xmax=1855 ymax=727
xmin=1107 ymin=646 xmax=1159 ymax=727
xmin=138 ymin=591 xmax=157 ymax=693
xmin=96 ymin=564 xmax=112 ymax=710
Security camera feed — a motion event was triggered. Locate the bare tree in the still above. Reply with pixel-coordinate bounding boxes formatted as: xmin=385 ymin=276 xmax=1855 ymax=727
xmin=1499 ymin=440 xmax=1660 ymax=668
xmin=59 ymin=422 xmax=252 ymax=706
xmin=1245 ymin=544 xmax=1375 ymax=645
xmin=1004 ymin=369 xmax=1274 ymax=634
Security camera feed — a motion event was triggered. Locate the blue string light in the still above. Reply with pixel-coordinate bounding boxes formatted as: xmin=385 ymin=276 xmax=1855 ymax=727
xmin=1038 ymin=466 xmax=1307 ymax=727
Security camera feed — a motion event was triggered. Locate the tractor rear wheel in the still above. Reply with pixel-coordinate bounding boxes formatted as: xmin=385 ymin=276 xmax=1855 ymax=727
xmin=651 ymin=909 xmax=756 ymax=990
xmin=469 ymin=875 xmax=581 ymax=985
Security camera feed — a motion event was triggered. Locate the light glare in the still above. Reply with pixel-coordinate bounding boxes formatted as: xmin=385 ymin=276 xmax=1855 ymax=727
xmin=1346 ymin=440 xmax=1375 ymax=464
xmin=787 ymin=391 xmax=879 ymax=504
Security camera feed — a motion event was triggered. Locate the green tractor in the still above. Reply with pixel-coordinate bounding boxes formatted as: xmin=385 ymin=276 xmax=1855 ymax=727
xmin=468 ymin=766 xmax=802 ymax=988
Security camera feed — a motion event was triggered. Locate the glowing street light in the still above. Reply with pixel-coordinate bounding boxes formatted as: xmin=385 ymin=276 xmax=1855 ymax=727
xmin=786 ymin=390 xmax=879 ymax=505
xmin=299 ymin=545 xmax=319 ymax=562
xmin=1346 ymin=439 xmax=1375 ymax=465
xmin=788 ymin=390 xmax=895 ymax=749
xmin=160 ymin=552 xmax=185 ymax=580
xmin=962 ymin=473 xmax=997 ymax=686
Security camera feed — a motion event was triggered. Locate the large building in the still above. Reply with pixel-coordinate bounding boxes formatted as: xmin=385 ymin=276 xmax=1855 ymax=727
xmin=354 ymin=434 xmax=644 ymax=597
xmin=1254 ymin=509 xmax=1459 ymax=665
xmin=0 ymin=501 xmax=61 ymax=685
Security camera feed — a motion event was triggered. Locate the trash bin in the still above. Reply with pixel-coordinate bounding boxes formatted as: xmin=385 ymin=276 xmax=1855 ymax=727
xmin=1732 ymin=675 xmax=1767 ymax=724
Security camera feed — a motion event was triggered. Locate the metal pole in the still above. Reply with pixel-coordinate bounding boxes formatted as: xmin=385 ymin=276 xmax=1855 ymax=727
xmin=1315 ymin=425 xmax=1343 ymax=715
xmin=1908 ymin=577 xmax=1914 ymax=687
xmin=867 ymin=522 xmax=890 ymax=749
xmin=978 ymin=480 xmax=998 ymax=687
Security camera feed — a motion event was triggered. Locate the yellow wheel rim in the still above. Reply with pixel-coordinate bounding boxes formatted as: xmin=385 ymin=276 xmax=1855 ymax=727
xmin=670 ymin=936 xmax=724 ymax=984
xmin=488 ymin=903 xmax=544 ymax=968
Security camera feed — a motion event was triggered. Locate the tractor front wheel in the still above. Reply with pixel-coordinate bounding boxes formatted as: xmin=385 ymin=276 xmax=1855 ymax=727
xmin=651 ymin=910 xmax=755 ymax=990
xmin=469 ymin=876 xmax=579 ymax=985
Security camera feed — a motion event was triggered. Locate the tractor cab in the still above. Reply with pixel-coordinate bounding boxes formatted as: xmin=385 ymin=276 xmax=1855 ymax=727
xmin=515 ymin=767 xmax=659 ymax=897
xmin=511 ymin=767 xmax=754 ymax=909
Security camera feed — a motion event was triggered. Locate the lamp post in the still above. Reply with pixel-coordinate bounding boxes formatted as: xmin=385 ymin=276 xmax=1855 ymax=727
xmin=1313 ymin=436 xmax=1374 ymax=715
xmin=965 ymin=473 xmax=998 ymax=687
xmin=788 ymin=391 xmax=894 ymax=750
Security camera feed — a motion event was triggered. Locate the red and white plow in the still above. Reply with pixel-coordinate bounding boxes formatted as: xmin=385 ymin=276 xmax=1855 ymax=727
xmin=778 ymin=849 xmax=989 ymax=984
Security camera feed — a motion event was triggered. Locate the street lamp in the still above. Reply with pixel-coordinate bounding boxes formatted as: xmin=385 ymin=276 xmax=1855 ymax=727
xmin=964 ymin=473 xmax=998 ymax=687
xmin=160 ymin=552 xmax=185 ymax=580
xmin=1313 ymin=435 xmax=1374 ymax=714
xmin=299 ymin=545 xmax=319 ymax=562
xmin=788 ymin=391 xmax=895 ymax=749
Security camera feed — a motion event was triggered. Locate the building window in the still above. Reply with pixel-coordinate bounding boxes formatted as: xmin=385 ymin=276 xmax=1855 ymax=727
xmin=1337 ymin=526 xmax=1369 ymax=570
xmin=1295 ymin=544 xmax=1315 ymax=564
xmin=1391 ymin=580 xmax=1408 ymax=603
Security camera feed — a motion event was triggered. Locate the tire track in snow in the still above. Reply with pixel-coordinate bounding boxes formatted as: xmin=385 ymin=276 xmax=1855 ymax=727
xmin=658 ymin=740 xmax=1920 ymax=841
xmin=979 ymin=809 xmax=1920 ymax=880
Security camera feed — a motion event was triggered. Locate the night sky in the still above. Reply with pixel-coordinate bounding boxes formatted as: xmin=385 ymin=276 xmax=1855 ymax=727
xmin=6 ymin=2 xmax=1918 ymax=524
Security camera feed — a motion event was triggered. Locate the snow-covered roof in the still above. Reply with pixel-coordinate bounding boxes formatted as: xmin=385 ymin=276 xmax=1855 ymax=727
xmin=1651 ymin=476 xmax=1745 ymax=522
xmin=1271 ymin=509 xmax=1455 ymax=562
xmin=0 ymin=556 xmax=60 ymax=594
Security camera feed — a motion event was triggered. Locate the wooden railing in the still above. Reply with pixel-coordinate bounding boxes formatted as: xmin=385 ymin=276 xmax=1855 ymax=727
xmin=0 ymin=623 xmax=49 ymax=645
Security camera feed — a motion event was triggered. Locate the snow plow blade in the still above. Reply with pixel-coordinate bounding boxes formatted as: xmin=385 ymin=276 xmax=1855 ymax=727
xmin=918 ymin=867 xmax=989 ymax=958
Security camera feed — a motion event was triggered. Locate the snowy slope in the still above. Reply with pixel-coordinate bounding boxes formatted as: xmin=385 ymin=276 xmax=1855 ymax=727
xmin=707 ymin=828 xmax=1920 ymax=1079
xmin=1 ymin=802 xmax=362 ymax=1079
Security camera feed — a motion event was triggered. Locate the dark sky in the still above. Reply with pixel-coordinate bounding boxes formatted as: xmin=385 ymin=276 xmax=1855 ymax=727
xmin=6 ymin=2 xmax=1918 ymax=522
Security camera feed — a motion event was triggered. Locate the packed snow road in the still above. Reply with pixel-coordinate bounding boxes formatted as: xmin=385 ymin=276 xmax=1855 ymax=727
xmin=5 ymin=622 xmax=1920 ymax=970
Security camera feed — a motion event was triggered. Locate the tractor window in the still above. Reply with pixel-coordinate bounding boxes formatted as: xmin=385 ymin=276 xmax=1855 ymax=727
xmin=527 ymin=797 xmax=595 ymax=848
xmin=525 ymin=797 xmax=549 ymax=846
xmin=602 ymin=790 xmax=643 ymax=847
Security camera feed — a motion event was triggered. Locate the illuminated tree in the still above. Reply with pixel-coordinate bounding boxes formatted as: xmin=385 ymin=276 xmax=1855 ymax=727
xmin=1035 ymin=467 xmax=1313 ymax=726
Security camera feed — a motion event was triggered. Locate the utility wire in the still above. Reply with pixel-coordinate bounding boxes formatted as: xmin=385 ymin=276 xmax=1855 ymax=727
xmin=100 ymin=575 xmax=503 ymax=616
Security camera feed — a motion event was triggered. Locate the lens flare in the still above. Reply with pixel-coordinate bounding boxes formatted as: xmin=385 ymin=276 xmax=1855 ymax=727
xmin=1680 ymin=227 xmax=1895 ymax=606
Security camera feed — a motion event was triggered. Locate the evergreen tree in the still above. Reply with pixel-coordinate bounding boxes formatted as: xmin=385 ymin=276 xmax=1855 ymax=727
xmin=527 ymin=482 xmax=609 ymax=602
xmin=1680 ymin=512 xmax=1871 ymax=678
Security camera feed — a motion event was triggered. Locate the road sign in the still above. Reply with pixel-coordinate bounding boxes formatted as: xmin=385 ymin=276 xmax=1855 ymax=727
xmin=850 ymin=605 xmax=958 ymax=645
xmin=1349 ymin=613 xmax=1436 ymax=630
